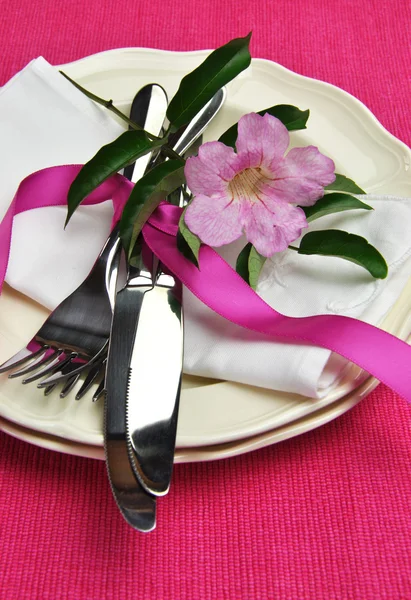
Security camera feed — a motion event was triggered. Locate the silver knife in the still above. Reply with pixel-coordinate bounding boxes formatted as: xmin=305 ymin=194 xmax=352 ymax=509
xmin=126 ymin=89 xmax=226 ymax=496
xmin=105 ymin=83 xmax=168 ymax=532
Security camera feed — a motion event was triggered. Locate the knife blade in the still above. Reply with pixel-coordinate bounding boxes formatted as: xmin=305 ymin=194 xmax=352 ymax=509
xmin=105 ymin=83 xmax=168 ymax=531
xmin=126 ymin=266 xmax=183 ymax=496
xmin=126 ymin=88 xmax=226 ymax=496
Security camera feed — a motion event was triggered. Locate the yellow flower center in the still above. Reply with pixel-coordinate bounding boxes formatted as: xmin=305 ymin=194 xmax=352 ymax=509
xmin=228 ymin=167 xmax=269 ymax=203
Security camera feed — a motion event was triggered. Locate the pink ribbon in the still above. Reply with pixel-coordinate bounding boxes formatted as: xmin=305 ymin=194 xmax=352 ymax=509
xmin=2 ymin=165 xmax=411 ymax=403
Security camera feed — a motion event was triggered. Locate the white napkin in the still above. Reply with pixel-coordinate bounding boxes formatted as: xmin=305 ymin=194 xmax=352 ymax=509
xmin=0 ymin=57 xmax=124 ymax=302
xmin=2 ymin=58 xmax=411 ymax=398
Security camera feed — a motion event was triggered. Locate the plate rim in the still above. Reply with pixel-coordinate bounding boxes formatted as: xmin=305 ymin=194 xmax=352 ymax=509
xmin=0 ymin=366 xmax=382 ymax=463
xmin=58 ymin=46 xmax=411 ymax=168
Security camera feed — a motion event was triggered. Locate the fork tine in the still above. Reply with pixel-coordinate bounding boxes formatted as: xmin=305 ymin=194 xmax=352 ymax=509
xmin=37 ymin=342 xmax=108 ymax=388
xmin=75 ymin=359 xmax=106 ymax=401
xmin=57 ymin=361 xmax=83 ymax=398
xmin=40 ymin=361 xmax=81 ymax=398
xmin=43 ymin=384 xmax=57 ymax=396
xmin=22 ymin=355 xmax=65 ymax=383
xmin=22 ymin=351 xmax=73 ymax=384
xmin=37 ymin=366 xmax=75 ymax=388
xmin=92 ymin=378 xmax=106 ymax=402
xmin=0 ymin=346 xmax=48 ymax=375
xmin=17 ymin=350 xmax=63 ymax=382
xmin=36 ymin=366 xmax=81 ymax=389
xmin=36 ymin=355 xmax=88 ymax=388
xmin=60 ymin=373 xmax=81 ymax=398
xmin=7 ymin=347 xmax=58 ymax=378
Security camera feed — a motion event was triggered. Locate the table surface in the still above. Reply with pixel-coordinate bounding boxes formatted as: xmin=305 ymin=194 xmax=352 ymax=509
xmin=1 ymin=1 xmax=411 ymax=598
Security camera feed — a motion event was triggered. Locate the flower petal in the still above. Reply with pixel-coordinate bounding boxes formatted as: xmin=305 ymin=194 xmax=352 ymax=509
xmin=243 ymin=200 xmax=308 ymax=256
xmin=185 ymin=194 xmax=247 ymax=247
xmin=271 ymin=146 xmax=336 ymax=206
xmin=235 ymin=112 xmax=289 ymax=170
xmin=184 ymin=142 xmax=239 ymax=197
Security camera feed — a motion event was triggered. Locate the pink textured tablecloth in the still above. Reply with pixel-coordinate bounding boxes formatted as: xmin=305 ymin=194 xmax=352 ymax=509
xmin=1 ymin=1 xmax=411 ymax=598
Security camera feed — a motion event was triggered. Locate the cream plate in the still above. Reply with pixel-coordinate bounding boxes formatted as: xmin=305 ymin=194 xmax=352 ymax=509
xmin=1 ymin=48 xmax=411 ymax=459
xmin=0 ymin=347 xmax=408 ymax=462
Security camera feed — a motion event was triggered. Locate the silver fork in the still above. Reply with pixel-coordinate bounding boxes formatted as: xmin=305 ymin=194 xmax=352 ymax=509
xmin=33 ymin=185 xmax=190 ymax=403
xmin=1 ymin=84 xmax=174 ymax=401
xmin=0 ymin=223 xmax=121 ymax=397
xmin=40 ymin=182 xmax=190 ymax=404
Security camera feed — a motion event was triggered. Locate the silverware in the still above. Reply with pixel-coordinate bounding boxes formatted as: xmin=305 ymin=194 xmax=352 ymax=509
xmin=38 ymin=89 xmax=227 ymax=397
xmin=126 ymin=254 xmax=183 ymax=496
xmin=105 ymin=83 xmax=169 ymax=532
xmin=0 ymin=224 xmax=121 ymax=394
xmin=125 ymin=89 xmax=226 ymax=496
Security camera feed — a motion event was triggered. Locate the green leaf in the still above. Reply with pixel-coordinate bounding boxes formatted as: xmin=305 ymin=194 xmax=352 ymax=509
xmin=66 ymin=130 xmax=164 ymax=225
xmin=177 ymin=209 xmax=201 ymax=267
xmin=248 ymin=245 xmax=267 ymax=289
xmin=297 ymin=230 xmax=388 ymax=279
xmin=236 ymin=243 xmax=266 ymax=289
xmin=325 ymin=173 xmax=366 ymax=195
xmin=219 ymin=104 xmax=309 ymax=148
xmin=236 ymin=243 xmax=252 ymax=283
xmin=120 ymin=159 xmax=185 ymax=258
xmin=266 ymin=105 xmax=310 ymax=131
xmin=166 ymin=33 xmax=252 ymax=131
xmin=302 ymin=193 xmax=373 ymax=222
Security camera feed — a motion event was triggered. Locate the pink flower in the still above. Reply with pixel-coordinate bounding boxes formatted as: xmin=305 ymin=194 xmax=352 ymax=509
xmin=184 ymin=112 xmax=336 ymax=257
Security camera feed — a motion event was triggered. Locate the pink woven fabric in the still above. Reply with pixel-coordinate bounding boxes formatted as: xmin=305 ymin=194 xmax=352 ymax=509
xmin=1 ymin=1 xmax=411 ymax=598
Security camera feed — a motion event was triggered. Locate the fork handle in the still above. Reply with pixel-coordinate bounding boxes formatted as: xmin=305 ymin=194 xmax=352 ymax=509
xmin=87 ymin=222 xmax=121 ymax=311
xmin=95 ymin=222 xmax=120 ymax=264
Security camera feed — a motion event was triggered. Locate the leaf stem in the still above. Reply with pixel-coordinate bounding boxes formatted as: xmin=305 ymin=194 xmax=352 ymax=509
xmin=60 ymin=71 xmax=157 ymax=136
xmin=162 ymin=146 xmax=185 ymax=161
xmin=60 ymin=70 xmax=183 ymax=162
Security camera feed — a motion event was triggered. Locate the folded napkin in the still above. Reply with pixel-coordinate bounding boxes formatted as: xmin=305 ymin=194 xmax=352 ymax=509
xmin=2 ymin=58 xmax=411 ymax=398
